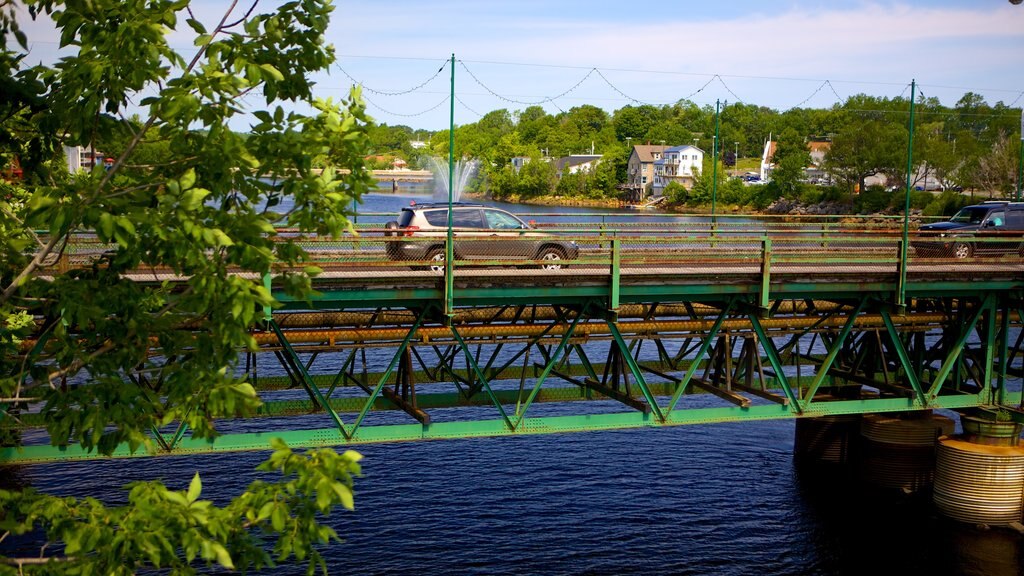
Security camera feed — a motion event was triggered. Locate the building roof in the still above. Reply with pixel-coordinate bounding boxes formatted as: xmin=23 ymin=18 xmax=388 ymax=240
xmin=555 ymin=155 xmax=602 ymax=172
xmin=808 ymin=141 xmax=831 ymax=154
xmin=631 ymin=145 xmax=669 ymax=163
xmin=664 ymin=144 xmax=704 ymax=154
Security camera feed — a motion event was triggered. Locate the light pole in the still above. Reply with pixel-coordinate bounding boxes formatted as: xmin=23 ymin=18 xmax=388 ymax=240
xmin=734 ymin=141 xmax=739 ymax=176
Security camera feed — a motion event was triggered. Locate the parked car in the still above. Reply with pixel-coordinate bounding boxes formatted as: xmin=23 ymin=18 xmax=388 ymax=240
xmin=383 ymin=203 xmax=579 ymax=271
xmin=912 ymin=201 xmax=1024 ymax=258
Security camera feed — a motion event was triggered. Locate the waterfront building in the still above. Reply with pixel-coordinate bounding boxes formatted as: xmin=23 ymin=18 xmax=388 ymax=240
xmin=651 ymin=144 xmax=704 ymax=196
xmin=626 ymin=145 xmax=669 ymax=198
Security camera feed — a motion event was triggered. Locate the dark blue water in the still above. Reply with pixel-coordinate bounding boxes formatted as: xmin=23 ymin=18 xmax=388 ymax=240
xmin=6 ymin=189 xmax=1023 ymax=575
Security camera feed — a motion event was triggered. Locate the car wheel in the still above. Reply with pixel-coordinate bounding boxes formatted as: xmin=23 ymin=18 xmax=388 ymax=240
xmin=537 ymin=246 xmax=566 ymax=270
xmin=426 ymin=247 xmax=446 ymax=274
xmin=952 ymin=242 xmax=972 ymax=259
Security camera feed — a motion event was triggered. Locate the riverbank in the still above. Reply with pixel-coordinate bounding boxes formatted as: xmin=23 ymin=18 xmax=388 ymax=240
xmin=461 ymin=192 xmax=627 ymax=209
xmin=461 ymin=191 xmax=927 ymax=229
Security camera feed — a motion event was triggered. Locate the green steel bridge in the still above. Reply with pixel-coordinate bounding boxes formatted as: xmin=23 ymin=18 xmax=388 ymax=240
xmin=4 ymin=218 xmax=1024 ymax=464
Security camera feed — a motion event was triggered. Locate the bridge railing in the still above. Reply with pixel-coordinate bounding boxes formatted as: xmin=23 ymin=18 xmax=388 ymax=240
xmin=35 ymin=226 xmax=1024 ymax=280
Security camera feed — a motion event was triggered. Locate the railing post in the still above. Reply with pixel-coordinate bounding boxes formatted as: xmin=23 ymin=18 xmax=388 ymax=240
xmin=759 ymin=236 xmax=771 ymax=315
xmin=262 ymin=271 xmax=273 ymax=322
xmin=444 ymin=234 xmax=454 ymax=318
xmin=610 ymin=237 xmax=620 ymax=314
xmin=895 ymin=238 xmax=906 ymax=313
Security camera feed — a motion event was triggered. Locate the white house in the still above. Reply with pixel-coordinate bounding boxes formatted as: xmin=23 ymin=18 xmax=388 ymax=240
xmin=651 ymin=145 xmax=704 ymax=195
xmin=64 ymin=145 xmax=106 ymax=173
xmin=554 ymin=154 xmax=602 ymax=177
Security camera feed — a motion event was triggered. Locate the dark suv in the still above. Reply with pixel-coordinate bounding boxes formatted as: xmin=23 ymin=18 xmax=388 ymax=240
xmin=383 ymin=203 xmax=579 ymax=270
xmin=913 ymin=202 xmax=1024 ymax=258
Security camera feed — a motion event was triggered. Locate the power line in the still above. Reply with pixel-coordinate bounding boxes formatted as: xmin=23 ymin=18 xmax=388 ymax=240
xmin=454 ymin=95 xmax=483 ymax=118
xmin=334 ymin=60 xmax=448 ymax=96
xmin=339 ymin=53 xmax=1022 ymax=95
xmin=362 ymin=93 xmax=450 ymax=118
xmin=458 ymin=60 xmax=596 ymax=106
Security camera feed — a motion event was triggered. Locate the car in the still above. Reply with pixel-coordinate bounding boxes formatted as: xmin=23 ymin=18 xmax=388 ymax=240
xmin=912 ymin=201 xmax=1024 ymax=258
xmin=383 ymin=203 xmax=579 ymax=271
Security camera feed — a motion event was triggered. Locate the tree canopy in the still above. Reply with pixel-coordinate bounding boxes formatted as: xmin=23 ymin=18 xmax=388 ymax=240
xmin=1 ymin=0 xmax=374 ymax=572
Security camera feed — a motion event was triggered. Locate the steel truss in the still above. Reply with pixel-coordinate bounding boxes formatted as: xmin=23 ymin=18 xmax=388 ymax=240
xmin=4 ymin=291 xmax=1023 ymax=464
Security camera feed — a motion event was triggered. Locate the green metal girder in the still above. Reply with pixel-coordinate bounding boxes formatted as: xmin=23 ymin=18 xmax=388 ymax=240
xmin=6 ymin=391 xmax=1018 ymax=465
xmin=799 ymin=297 xmax=867 ymax=410
xmin=270 ymin=280 xmax=1023 ymax=312
xmin=880 ymin=308 xmax=928 ymax=406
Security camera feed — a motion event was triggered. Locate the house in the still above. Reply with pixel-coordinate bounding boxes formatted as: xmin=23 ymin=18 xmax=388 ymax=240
xmin=64 ymin=145 xmax=106 ymax=173
xmin=760 ymin=140 xmax=777 ymax=182
xmin=626 ymin=145 xmax=669 ymax=198
xmin=805 ymin=140 xmax=831 ymax=184
xmin=760 ymin=138 xmax=835 ymax=184
xmin=554 ymin=154 xmax=602 ymax=177
xmin=510 ymin=156 xmax=531 ymax=173
xmin=651 ymin=145 xmax=704 ymax=195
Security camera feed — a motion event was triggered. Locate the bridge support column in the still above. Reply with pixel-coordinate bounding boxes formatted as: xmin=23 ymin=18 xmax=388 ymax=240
xmin=794 ymin=415 xmax=862 ymax=467
xmin=934 ymin=417 xmax=1024 ymax=527
xmin=858 ymin=411 xmax=954 ymax=494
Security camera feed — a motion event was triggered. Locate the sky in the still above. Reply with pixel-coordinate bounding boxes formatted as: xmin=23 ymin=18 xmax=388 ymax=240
xmin=14 ymin=0 xmax=1024 ymax=131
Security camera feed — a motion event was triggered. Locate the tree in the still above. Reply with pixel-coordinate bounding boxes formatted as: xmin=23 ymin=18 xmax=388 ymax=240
xmin=825 ymin=97 xmax=908 ymax=193
xmin=1 ymin=1 xmax=373 ymax=572
xmin=766 ymin=128 xmax=810 ymax=197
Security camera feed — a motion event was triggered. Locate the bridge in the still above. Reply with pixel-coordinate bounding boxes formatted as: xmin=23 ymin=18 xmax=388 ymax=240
xmin=3 ymin=216 xmax=1024 ymax=466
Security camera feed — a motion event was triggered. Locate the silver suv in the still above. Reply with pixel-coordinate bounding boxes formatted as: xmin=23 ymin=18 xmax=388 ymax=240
xmin=383 ymin=203 xmax=579 ymax=270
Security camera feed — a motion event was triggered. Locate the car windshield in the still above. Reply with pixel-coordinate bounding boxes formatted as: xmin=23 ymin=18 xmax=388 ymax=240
xmin=949 ymin=207 xmax=991 ymax=224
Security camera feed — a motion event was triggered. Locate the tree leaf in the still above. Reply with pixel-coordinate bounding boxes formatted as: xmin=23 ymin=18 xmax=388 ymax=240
xmin=187 ymin=472 xmax=202 ymax=503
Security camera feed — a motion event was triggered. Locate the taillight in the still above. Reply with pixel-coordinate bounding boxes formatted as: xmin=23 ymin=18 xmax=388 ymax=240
xmin=402 ymin=226 xmax=419 ymax=237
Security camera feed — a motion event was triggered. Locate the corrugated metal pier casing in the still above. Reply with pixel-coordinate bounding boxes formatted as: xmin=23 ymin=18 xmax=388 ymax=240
xmin=933 ymin=436 xmax=1024 ymax=526
xmin=794 ymin=415 xmax=862 ymax=465
xmin=858 ymin=413 xmax=954 ymax=493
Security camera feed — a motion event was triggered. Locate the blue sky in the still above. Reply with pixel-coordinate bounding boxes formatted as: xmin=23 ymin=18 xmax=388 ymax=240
xmin=16 ymin=1 xmax=1024 ymax=130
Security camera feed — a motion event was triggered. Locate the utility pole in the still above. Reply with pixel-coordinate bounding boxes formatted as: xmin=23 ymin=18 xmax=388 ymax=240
xmin=712 ymin=99 xmax=720 ymax=218
xmin=446 ymin=53 xmax=455 ymax=318
xmin=898 ymin=80 xmax=916 ymax=311
xmin=1017 ymin=108 xmax=1023 ymax=202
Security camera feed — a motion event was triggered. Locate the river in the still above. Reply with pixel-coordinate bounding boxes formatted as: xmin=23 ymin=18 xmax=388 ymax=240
xmin=4 ymin=188 xmax=1023 ymax=575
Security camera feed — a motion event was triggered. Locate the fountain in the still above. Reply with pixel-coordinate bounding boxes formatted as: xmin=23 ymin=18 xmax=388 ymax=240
xmin=426 ymin=157 xmax=479 ymax=203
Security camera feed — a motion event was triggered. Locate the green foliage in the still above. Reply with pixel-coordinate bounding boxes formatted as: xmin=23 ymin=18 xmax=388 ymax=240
xmin=0 ymin=441 xmax=362 ymax=574
xmin=922 ymin=190 xmax=973 ymax=217
xmin=854 ymin=186 xmax=895 ymax=213
xmin=0 ymin=0 xmax=375 ymax=571
xmin=487 ymin=156 xmax=555 ymax=201
xmin=664 ymin=181 xmax=689 ymax=205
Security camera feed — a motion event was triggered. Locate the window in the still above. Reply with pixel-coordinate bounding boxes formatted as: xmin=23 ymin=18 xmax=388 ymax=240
xmin=987 ymin=210 xmax=1005 ymax=228
xmin=484 ymin=209 xmax=524 ymax=230
xmin=1007 ymin=209 xmax=1024 ymax=228
xmin=424 ymin=209 xmax=484 ymax=228
xmin=452 ymin=209 xmax=484 ymax=228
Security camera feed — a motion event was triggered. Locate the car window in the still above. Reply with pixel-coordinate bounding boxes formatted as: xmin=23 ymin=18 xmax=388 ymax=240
xmin=484 ymin=209 xmax=524 ymax=230
xmin=398 ymin=210 xmax=415 ymax=227
xmin=423 ymin=210 xmax=448 ymax=227
xmin=1007 ymin=210 xmax=1024 ymax=228
xmin=988 ymin=211 xmax=1005 ymax=227
xmin=950 ymin=207 xmax=989 ymax=224
xmin=452 ymin=209 xmax=484 ymax=228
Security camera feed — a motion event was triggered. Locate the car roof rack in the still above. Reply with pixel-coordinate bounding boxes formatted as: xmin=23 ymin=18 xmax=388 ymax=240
xmin=402 ymin=202 xmax=484 ymax=209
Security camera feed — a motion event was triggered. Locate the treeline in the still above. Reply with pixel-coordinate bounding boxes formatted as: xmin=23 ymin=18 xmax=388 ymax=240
xmin=366 ymin=93 xmax=1022 ymax=211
